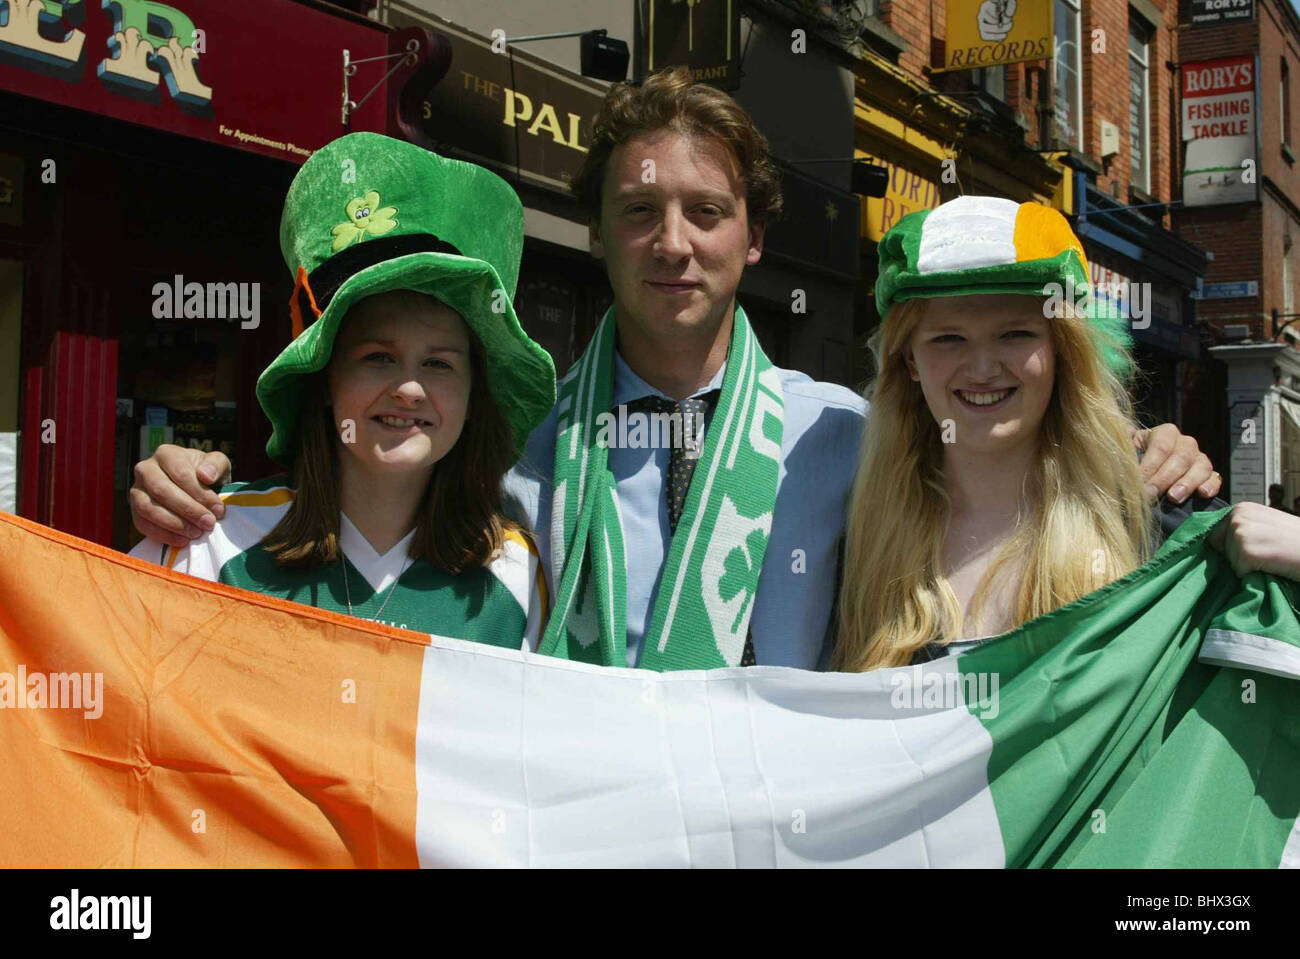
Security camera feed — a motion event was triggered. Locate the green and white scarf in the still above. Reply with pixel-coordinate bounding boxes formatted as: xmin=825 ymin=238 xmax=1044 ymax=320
xmin=538 ymin=305 xmax=785 ymax=670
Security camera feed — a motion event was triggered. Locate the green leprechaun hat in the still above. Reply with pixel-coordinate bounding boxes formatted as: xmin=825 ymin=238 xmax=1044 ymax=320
xmin=257 ymin=131 xmax=557 ymax=465
xmin=875 ymin=195 xmax=1133 ymax=377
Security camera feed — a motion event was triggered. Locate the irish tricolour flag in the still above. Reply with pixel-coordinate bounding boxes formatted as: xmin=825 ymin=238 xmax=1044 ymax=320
xmin=1 ymin=509 xmax=1298 ymax=867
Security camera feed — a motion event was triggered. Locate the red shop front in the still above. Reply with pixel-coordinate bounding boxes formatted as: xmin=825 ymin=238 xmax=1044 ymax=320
xmin=0 ymin=0 xmax=394 ymax=550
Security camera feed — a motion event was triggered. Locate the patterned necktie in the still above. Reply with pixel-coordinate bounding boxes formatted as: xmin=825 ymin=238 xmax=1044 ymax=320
xmin=624 ymin=392 xmax=758 ymax=666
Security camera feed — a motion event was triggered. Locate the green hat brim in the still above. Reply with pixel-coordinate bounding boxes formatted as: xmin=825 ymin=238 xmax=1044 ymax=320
xmin=877 ymin=249 xmax=1088 ymax=315
xmin=879 ymin=249 xmax=1134 ymax=379
xmin=257 ymin=251 xmax=556 ymax=465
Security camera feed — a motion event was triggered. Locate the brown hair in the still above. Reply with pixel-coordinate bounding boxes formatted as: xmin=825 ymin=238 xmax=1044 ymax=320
xmin=571 ymin=65 xmax=783 ymax=224
xmin=261 ymin=302 xmax=519 ymax=575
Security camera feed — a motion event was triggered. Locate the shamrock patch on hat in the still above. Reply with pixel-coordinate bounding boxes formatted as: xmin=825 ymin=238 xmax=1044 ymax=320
xmin=330 ymin=190 xmax=398 ymax=251
xmin=258 ymin=132 xmax=556 ymax=465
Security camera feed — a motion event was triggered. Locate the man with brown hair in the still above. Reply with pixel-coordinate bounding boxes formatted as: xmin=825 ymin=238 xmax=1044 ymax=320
xmin=128 ymin=67 xmax=1219 ymax=669
xmin=508 ymin=67 xmax=869 ymax=670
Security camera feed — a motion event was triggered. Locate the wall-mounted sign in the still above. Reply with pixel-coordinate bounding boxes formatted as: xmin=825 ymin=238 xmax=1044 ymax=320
xmin=1181 ymin=56 xmax=1258 ymax=207
xmin=1090 ymin=260 xmax=1138 ymax=313
xmin=0 ymin=0 xmax=388 ymax=163
xmin=637 ymin=0 xmax=740 ymax=90
xmin=386 ymin=3 xmax=605 ymax=196
xmin=1194 ymin=280 xmax=1260 ymax=299
xmin=1189 ymin=0 xmax=1254 ymax=26
xmin=858 ymin=156 xmax=941 ymax=243
xmin=937 ymin=0 xmax=1053 ymax=72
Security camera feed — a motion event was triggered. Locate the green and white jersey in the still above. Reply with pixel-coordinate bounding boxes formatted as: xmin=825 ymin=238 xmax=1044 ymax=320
xmin=129 ymin=475 xmax=547 ymax=650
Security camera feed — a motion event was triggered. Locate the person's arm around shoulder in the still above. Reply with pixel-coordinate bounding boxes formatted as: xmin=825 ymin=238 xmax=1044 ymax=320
xmin=1135 ymin=423 xmax=1222 ymax=504
xmin=130 ymin=445 xmax=232 ymax=547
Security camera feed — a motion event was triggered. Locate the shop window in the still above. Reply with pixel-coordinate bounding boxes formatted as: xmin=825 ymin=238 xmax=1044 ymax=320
xmin=1283 ymin=58 xmax=1292 ymax=149
xmin=972 ymin=64 xmax=1007 ymax=102
xmin=1285 ymin=234 xmax=1294 ymax=318
xmin=1129 ymin=16 xmax=1152 ymax=194
xmin=0 ymin=257 xmax=20 ymax=517
xmin=118 ymin=321 xmax=241 ymax=547
xmin=515 ymin=274 xmax=578 ymax=378
xmin=1054 ymin=0 xmax=1084 ymax=151
xmin=1282 ymin=396 xmax=1300 ymax=511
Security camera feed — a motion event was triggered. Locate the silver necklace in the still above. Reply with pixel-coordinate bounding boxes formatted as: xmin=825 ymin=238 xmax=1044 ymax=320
xmin=340 ymin=551 xmax=413 ymax=623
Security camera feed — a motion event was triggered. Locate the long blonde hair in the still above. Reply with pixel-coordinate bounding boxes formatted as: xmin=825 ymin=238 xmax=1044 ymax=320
xmin=833 ymin=296 xmax=1156 ymax=671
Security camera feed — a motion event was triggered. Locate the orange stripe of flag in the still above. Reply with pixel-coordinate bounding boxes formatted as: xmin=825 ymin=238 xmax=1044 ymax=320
xmin=0 ymin=511 xmax=426 ymax=867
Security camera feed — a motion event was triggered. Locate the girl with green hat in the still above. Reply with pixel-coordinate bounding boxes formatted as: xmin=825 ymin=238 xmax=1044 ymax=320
xmin=131 ymin=133 xmax=557 ymax=645
xmin=834 ymin=195 xmax=1300 ymax=671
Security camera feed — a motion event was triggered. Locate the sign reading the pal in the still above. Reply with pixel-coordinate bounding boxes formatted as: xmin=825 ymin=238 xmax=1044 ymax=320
xmin=0 ymin=0 xmax=212 ymax=112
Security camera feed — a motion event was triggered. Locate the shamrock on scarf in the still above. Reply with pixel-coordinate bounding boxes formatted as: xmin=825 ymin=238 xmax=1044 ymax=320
xmin=718 ymin=528 xmax=767 ymax=633
xmin=331 ymin=190 xmax=398 ymax=251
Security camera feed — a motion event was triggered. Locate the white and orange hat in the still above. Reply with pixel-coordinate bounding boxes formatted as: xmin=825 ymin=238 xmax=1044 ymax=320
xmin=875 ymin=196 xmax=1133 ymax=376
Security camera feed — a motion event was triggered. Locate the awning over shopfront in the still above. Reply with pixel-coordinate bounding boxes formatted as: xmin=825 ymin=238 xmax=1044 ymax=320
xmin=1072 ymin=178 xmax=1208 ymax=292
xmin=1085 ymin=248 xmax=1203 ymax=361
xmin=1070 ymin=178 xmax=1209 ymax=362
xmin=0 ymin=0 xmax=390 ymax=163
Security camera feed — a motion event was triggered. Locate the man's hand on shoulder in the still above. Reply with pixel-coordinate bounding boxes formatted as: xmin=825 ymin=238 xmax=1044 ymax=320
xmin=130 ymin=445 xmax=232 ymax=549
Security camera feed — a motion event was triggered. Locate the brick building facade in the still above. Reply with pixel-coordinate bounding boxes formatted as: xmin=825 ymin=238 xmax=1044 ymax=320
xmin=1172 ymin=0 xmax=1300 ymax=505
xmin=1173 ymin=0 xmax=1299 ymax=340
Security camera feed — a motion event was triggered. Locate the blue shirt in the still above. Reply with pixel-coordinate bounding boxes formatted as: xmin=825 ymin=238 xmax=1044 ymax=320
xmin=503 ymin=351 xmax=867 ymax=669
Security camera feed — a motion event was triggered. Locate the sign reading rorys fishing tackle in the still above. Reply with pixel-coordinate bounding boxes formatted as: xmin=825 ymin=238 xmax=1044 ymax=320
xmin=1180 ymin=55 xmax=1259 ymax=207
xmin=0 ymin=0 xmax=388 ymax=162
